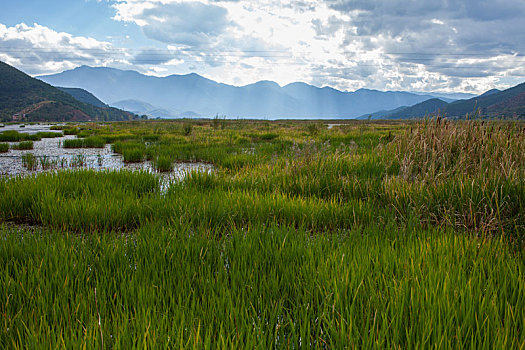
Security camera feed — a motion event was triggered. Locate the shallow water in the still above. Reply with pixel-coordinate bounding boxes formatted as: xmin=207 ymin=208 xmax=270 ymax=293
xmin=326 ymin=123 xmax=345 ymax=129
xmin=0 ymin=124 xmax=214 ymax=182
xmin=0 ymin=123 xmax=62 ymax=134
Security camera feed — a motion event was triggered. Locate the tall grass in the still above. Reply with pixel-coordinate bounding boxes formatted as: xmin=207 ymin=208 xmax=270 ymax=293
xmin=383 ymin=118 xmax=525 ymax=235
xmin=0 ymin=143 xmax=8 ymax=152
xmin=386 ymin=118 xmax=525 ymax=181
xmin=21 ymin=153 xmax=37 ymax=170
xmin=1 ymin=224 xmax=524 ymax=348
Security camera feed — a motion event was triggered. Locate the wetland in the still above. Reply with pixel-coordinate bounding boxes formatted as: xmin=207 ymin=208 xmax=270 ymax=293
xmin=1 ymin=118 xmax=524 ymax=348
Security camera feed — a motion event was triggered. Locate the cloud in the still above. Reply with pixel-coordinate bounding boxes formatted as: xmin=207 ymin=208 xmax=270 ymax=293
xmin=3 ymin=0 xmax=525 ymax=94
xmin=0 ymin=22 xmax=125 ymax=75
xmin=113 ymin=1 xmax=232 ymax=46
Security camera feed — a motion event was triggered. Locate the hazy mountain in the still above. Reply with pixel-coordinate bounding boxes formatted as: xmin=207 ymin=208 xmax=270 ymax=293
xmin=57 ymin=87 xmax=108 ymax=108
xmin=445 ymin=83 xmax=525 ymax=118
xmin=111 ymin=99 xmax=157 ymax=114
xmin=358 ymin=106 xmax=411 ymax=120
xmin=382 ymin=98 xmax=448 ymax=119
xmin=412 ymin=91 xmax=475 ymax=101
xmin=111 ymin=99 xmax=200 ymax=118
xmin=478 ymin=89 xmax=501 ymax=97
xmin=362 ymin=84 xmax=525 ymax=119
xmin=0 ymin=61 xmax=136 ymax=122
xmin=39 ymin=66 xmax=444 ymax=119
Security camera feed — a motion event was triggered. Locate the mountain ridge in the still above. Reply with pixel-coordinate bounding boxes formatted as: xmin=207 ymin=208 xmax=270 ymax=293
xmin=0 ymin=60 xmax=137 ymax=122
xmin=39 ymin=66 xmax=453 ymax=119
xmin=360 ymin=84 xmax=525 ymax=119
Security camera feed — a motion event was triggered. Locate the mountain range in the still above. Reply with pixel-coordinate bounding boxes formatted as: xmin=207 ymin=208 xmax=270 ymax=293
xmin=361 ymin=83 xmax=525 ymax=119
xmin=38 ymin=66 xmax=470 ymax=119
xmin=0 ymin=61 xmax=136 ymax=122
xmin=4 ymin=60 xmax=522 ymax=121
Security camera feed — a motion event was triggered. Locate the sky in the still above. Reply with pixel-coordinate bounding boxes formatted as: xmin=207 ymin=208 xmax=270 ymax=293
xmin=1 ymin=0 xmax=525 ymax=94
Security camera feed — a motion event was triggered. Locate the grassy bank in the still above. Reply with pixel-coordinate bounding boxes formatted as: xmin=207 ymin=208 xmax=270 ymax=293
xmin=0 ymin=118 xmax=524 ymax=347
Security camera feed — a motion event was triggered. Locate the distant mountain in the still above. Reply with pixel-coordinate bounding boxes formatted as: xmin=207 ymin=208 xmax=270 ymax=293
xmin=111 ymin=99 xmax=199 ymax=118
xmin=111 ymin=99 xmax=158 ymax=115
xmin=412 ymin=91 xmax=475 ymax=101
xmin=445 ymin=83 xmax=525 ymax=118
xmin=0 ymin=61 xmax=137 ymax=122
xmin=357 ymin=106 xmax=408 ymax=120
xmin=39 ymin=66 xmax=445 ymax=119
xmin=362 ymin=84 xmax=525 ymax=119
xmin=383 ymin=98 xmax=449 ymax=119
xmin=478 ymin=89 xmax=501 ymax=98
xmin=57 ymin=87 xmax=108 ymax=108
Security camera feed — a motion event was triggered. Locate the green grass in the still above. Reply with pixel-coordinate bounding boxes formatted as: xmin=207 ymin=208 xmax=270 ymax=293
xmin=0 ymin=223 xmax=523 ymax=348
xmin=0 ymin=142 xmax=8 ymax=152
xmin=21 ymin=153 xmax=37 ymax=170
xmin=0 ymin=130 xmax=40 ymax=142
xmin=63 ymin=136 xmax=106 ymax=148
xmin=0 ymin=118 xmax=524 ymax=347
xmin=36 ymin=131 xmax=63 ymax=138
xmin=11 ymin=140 xmax=34 ymax=150
xmin=153 ymin=155 xmax=173 ymax=172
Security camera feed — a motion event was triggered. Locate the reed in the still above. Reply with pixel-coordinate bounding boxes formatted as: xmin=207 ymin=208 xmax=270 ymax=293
xmin=21 ymin=153 xmax=37 ymax=170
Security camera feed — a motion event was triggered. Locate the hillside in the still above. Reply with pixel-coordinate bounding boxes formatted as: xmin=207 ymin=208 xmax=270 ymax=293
xmin=111 ymin=99 xmax=182 ymax=118
xmin=385 ymin=98 xmax=449 ymax=119
xmin=39 ymin=66 xmax=443 ymax=119
xmin=445 ymin=82 xmax=525 ymax=118
xmin=365 ymin=83 xmax=525 ymax=119
xmin=0 ymin=61 xmax=137 ymax=122
xmin=57 ymin=87 xmax=108 ymax=108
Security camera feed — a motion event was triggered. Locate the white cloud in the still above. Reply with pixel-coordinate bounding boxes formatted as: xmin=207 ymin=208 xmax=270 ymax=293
xmin=104 ymin=0 xmax=525 ymax=93
xmin=2 ymin=0 xmax=525 ymax=94
xmin=0 ymin=22 xmax=129 ymax=75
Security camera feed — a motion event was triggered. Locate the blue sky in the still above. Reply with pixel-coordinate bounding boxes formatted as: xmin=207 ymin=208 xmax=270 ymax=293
xmin=1 ymin=0 xmax=525 ymax=94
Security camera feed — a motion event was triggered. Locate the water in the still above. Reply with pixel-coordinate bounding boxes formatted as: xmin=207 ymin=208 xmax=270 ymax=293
xmin=0 ymin=123 xmax=62 ymax=134
xmin=0 ymin=124 xmax=214 ymax=181
xmin=326 ymin=123 xmax=345 ymax=129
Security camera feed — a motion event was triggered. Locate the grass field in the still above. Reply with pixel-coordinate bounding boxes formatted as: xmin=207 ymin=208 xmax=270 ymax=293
xmin=1 ymin=118 xmax=524 ymax=348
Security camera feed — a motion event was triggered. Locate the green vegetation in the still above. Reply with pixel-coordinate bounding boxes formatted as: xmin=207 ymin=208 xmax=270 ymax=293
xmin=0 ymin=118 xmax=524 ymax=347
xmin=63 ymin=136 xmax=106 ymax=148
xmin=0 ymin=142 xmax=8 ymax=152
xmin=36 ymin=131 xmax=63 ymax=138
xmin=11 ymin=140 xmax=34 ymax=150
xmin=0 ymin=130 xmax=39 ymax=141
xmin=152 ymin=155 xmax=174 ymax=172
xmin=21 ymin=153 xmax=37 ymax=170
